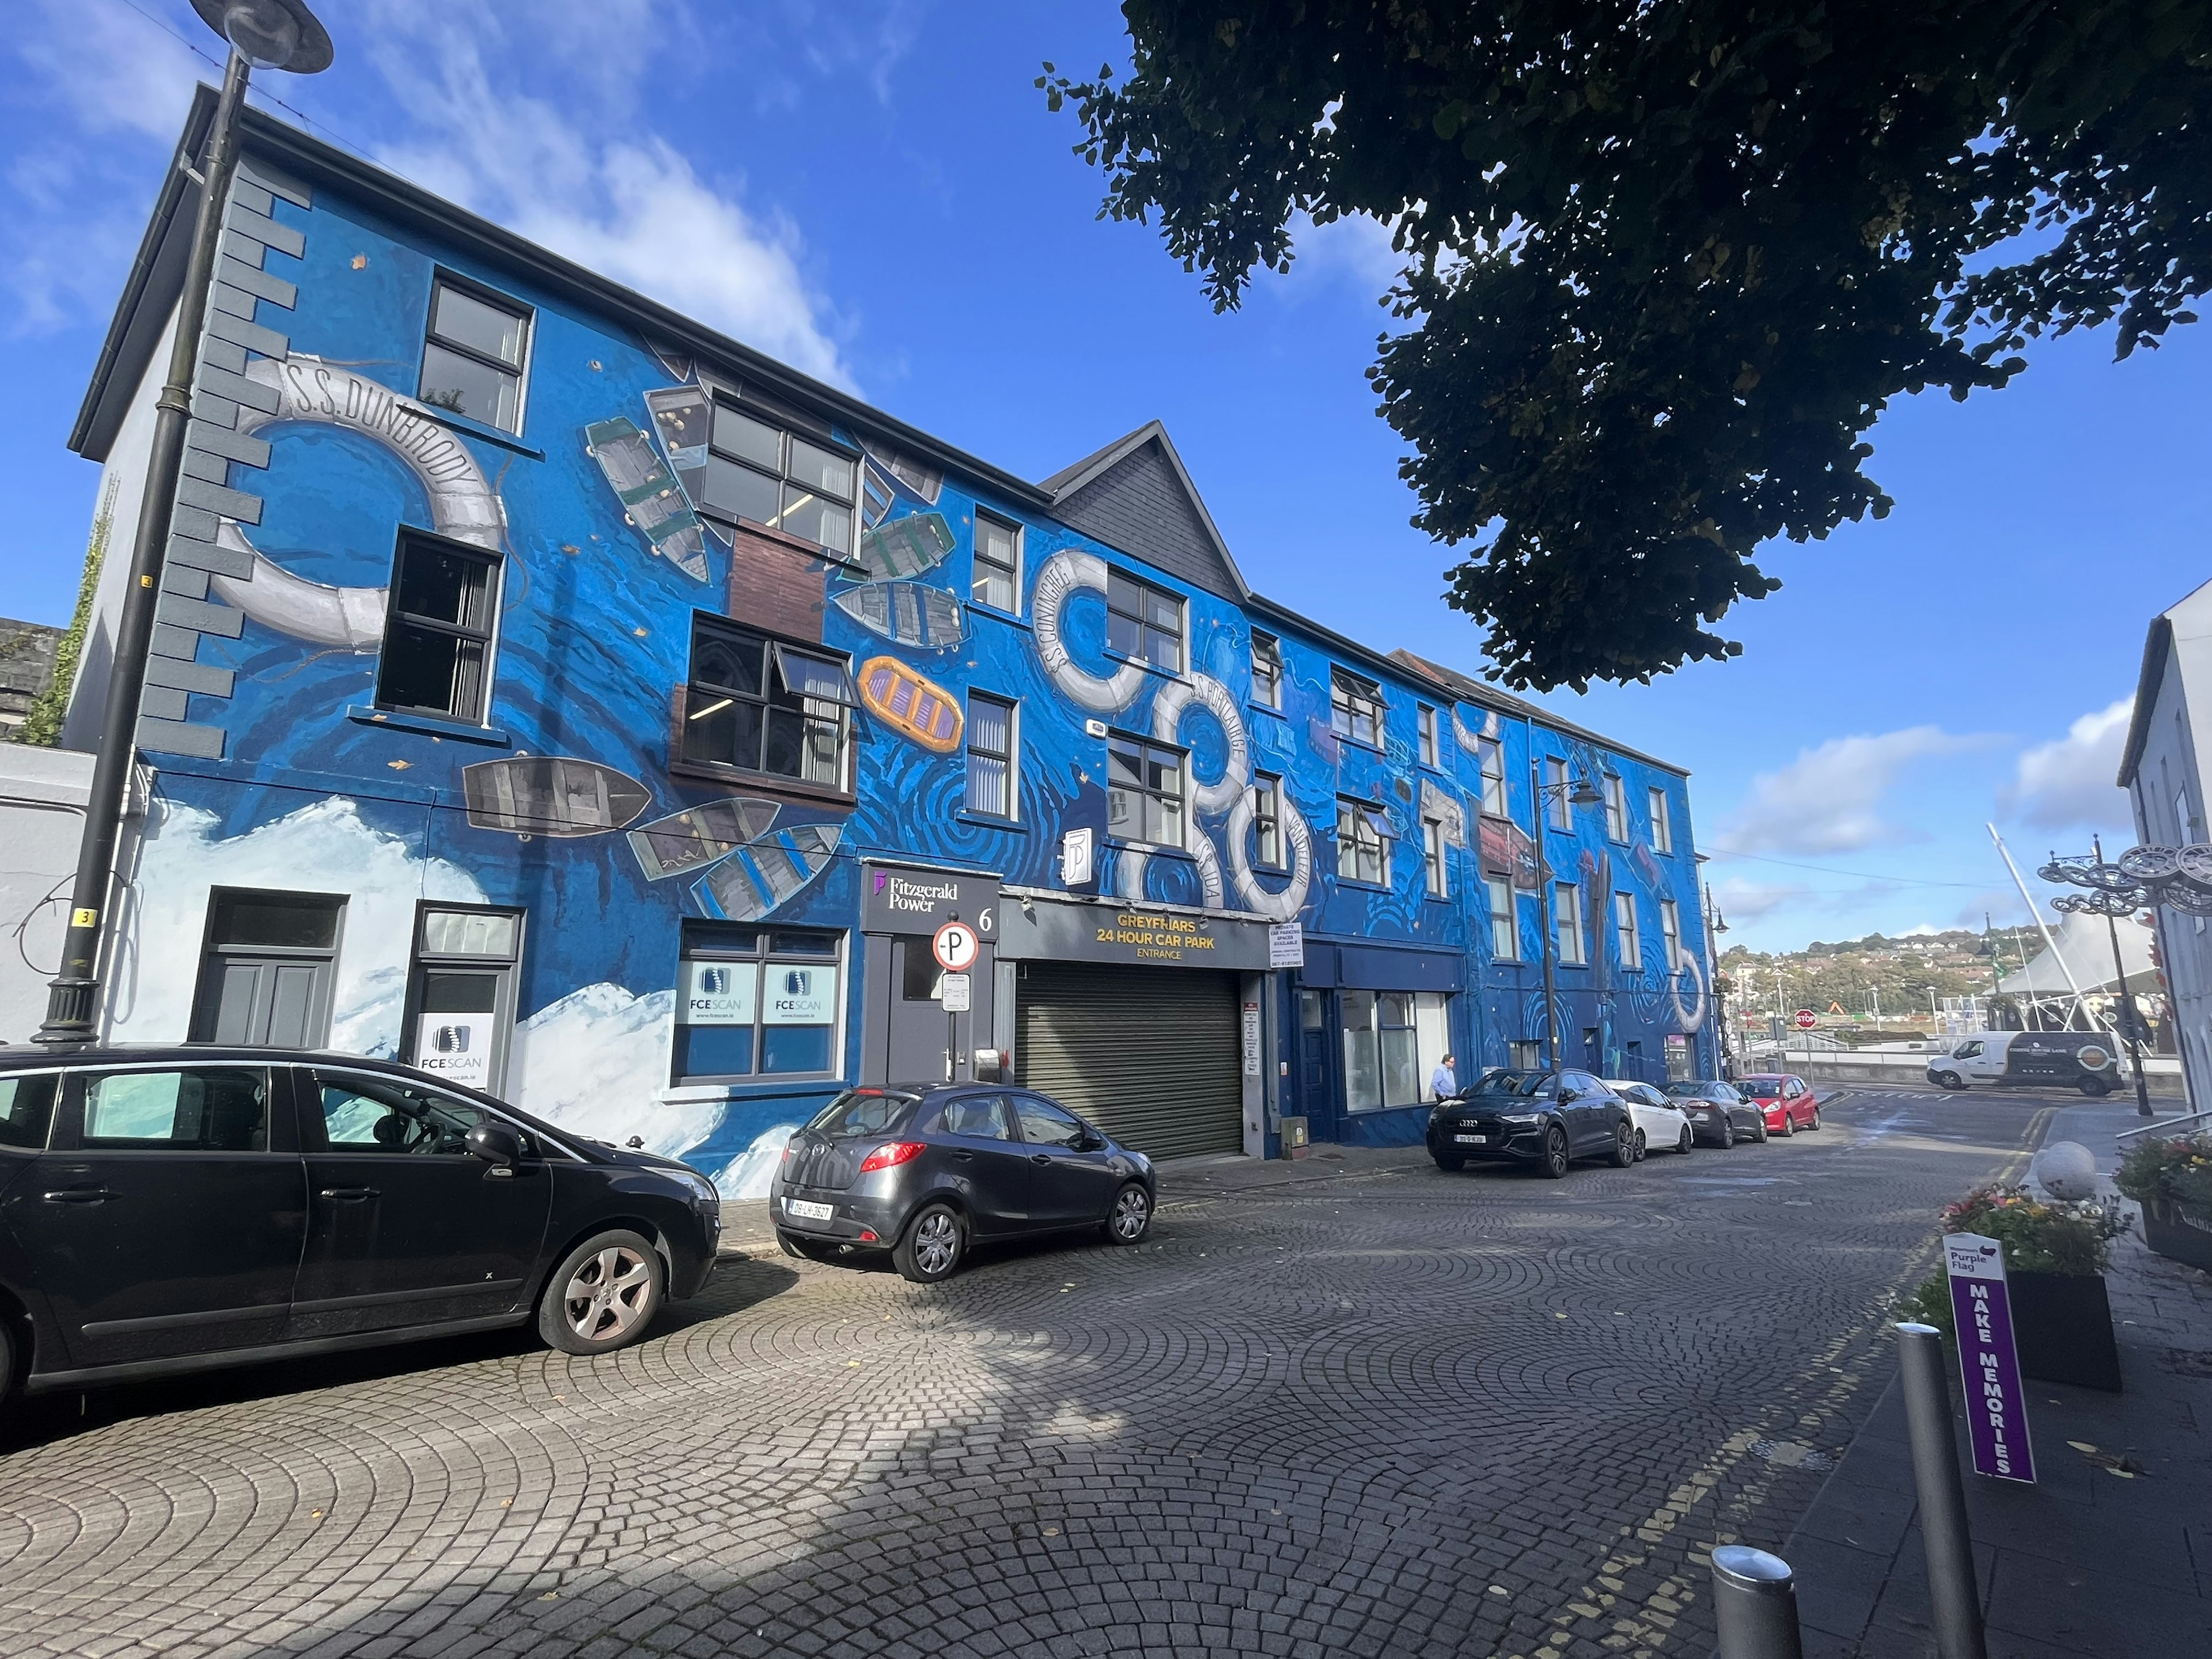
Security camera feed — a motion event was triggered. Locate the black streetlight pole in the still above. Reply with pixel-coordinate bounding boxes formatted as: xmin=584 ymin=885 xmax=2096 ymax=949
xmin=36 ymin=1 xmax=332 ymax=1047
xmin=2091 ymin=834 xmax=2157 ymax=1118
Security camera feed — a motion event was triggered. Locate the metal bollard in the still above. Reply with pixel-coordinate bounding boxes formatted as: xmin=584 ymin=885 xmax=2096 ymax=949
xmin=1896 ymin=1322 xmax=1988 ymax=1659
xmin=1710 ymin=1545 xmax=1803 ymax=1659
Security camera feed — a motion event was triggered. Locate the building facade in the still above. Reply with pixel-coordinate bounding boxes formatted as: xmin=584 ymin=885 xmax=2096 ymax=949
xmin=2119 ymin=577 xmax=2212 ymax=1113
xmin=44 ymin=97 xmax=1715 ymax=1193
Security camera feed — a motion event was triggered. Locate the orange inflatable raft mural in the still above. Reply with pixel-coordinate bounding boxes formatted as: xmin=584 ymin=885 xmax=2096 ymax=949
xmin=859 ymin=655 xmax=964 ymax=753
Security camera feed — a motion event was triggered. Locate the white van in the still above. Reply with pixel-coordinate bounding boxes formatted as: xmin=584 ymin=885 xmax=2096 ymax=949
xmin=1926 ymin=1031 xmax=2121 ymax=1096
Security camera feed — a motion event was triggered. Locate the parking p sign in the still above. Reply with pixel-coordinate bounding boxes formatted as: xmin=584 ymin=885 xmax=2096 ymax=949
xmin=933 ymin=919 xmax=979 ymax=974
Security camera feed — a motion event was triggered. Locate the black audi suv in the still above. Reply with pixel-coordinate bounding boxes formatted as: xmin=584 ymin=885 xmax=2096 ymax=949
xmin=0 ymin=1046 xmax=722 ymax=1411
xmin=1426 ymin=1068 xmax=1635 ymax=1177
xmin=770 ymin=1084 xmax=1157 ymax=1282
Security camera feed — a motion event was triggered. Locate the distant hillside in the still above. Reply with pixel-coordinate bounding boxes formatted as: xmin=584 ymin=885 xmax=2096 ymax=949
xmin=1717 ymin=927 xmax=2040 ymax=1027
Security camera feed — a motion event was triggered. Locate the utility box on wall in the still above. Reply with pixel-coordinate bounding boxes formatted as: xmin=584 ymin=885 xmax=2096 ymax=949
xmin=1279 ymin=1115 xmax=1309 ymax=1160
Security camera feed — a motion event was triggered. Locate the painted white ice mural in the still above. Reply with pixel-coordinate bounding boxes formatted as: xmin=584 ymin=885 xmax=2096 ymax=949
xmin=505 ymin=982 xmax=719 ymax=1156
xmin=716 ymin=1125 xmax=801 ymax=1201
xmin=109 ymin=796 xmax=485 ymax=1048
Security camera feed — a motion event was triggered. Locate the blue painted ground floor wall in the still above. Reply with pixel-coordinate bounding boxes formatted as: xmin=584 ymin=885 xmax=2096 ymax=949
xmin=100 ymin=769 xmax=1717 ymax=1187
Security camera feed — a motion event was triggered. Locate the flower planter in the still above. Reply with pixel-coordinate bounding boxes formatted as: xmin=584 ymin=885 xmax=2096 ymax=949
xmin=2008 ymin=1269 xmax=2122 ymax=1392
xmin=2142 ymin=1199 xmax=2212 ymax=1274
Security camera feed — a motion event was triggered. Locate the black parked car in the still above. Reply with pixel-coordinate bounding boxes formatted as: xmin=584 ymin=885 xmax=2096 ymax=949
xmin=0 ymin=1047 xmax=722 ymax=1409
xmin=1426 ymin=1068 xmax=1634 ymax=1177
xmin=1662 ymin=1079 xmax=1768 ymax=1147
xmin=771 ymin=1084 xmax=1156 ymax=1282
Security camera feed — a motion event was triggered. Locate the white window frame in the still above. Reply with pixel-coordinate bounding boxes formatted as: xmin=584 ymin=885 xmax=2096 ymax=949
xmin=1418 ymin=704 xmax=1439 ymax=768
xmin=1555 ymin=881 xmax=1586 ymax=965
xmin=1486 ymin=875 xmax=1517 ymax=960
xmin=1479 ymin=738 xmax=1507 ymax=816
xmin=973 ymin=510 xmax=1022 ymax=612
xmin=1604 ymin=775 xmax=1628 ymax=842
xmin=1543 ymin=757 xmax=1570 ymax=830
xmin=1614 ymin=892 xmax=1641 ymax=968
xmin=1336 ymin=797 xmax=1390 ymax=887
xmin=1649 ymin=786 xmax=1672 ymax=854
xmin=1330 ymin=670 xmax=1384 ymax=749
xmin=1252 ymin=772 xmax=1285 ymax=870
xmin=418 ymin=272 xmax=533 ymax=435
xmin=1423 ymin=817 xmax=1448 ymax=897
xmin=965 ymin=690 xmax=1019 ymax=820
xmin=1251 ymin=631 xmax=1284 ymax=710
xmin=1660 ymin=898 xmax=1681 ymax=968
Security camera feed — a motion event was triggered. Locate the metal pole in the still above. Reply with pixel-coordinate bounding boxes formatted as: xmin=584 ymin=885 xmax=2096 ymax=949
xmin=1988 ymin=825 xmax=2103 ymax=1036
xmin=36 ymin=47 xmax=255 ymax=1046
xmin=2092 ymin=835 xmax=2156 ymax=1117
xmin=1896 ymin=1323 xmax=1988 ymax=1659
xmin=1529 ymin=734 xmax=1558 ymax=1071
xmin=1710 ymin=1546 xmax=1804 ymax=1659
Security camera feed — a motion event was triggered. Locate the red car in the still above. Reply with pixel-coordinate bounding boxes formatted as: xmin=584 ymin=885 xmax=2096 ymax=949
xmin=1736 ymin=1074 xmax=1820 ymax=1137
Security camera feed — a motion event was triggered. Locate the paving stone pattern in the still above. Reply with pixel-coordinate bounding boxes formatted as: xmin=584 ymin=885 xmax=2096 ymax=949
xmin=0 ymin=1094 xmax=2043 ymax=1659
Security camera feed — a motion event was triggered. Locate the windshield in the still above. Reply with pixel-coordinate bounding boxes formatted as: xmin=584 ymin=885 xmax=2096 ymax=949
xmin=1739 ymin=1078 xmax=1783 ymax=1096
xmin=805 ymin=1088 xmax=918 ymax=1137
xmin=1463 ymin=1069 xmax=1554 ymax=1098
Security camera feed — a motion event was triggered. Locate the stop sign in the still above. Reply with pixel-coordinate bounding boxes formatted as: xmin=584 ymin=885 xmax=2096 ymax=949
xmin=1793 ymin=1009 xmax=1819 ymax=1031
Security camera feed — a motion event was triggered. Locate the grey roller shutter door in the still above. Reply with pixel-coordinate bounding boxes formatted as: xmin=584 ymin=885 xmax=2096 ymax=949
xmin=1016 ymin=962 xmax=1242 ymax=1160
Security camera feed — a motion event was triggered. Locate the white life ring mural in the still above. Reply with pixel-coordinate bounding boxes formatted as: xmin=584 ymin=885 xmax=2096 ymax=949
xmin=1666 ymin=948 xmax=1708 ymax=1032
xmin=206 ymin=354 xmax=506 ymax=647
xmin=1031 ymin=550 xmax=1146 ymax=714
xmin=1150 ymin=672 xmax=1248 ymax=816
xmin=1222 ymin=787 xmax=1313 ymax=922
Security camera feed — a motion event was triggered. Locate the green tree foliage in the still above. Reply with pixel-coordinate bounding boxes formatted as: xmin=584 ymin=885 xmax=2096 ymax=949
xmin=13 ymin=477 xmax=117 ymax=748
xmin=1044 ymin=3 xmax=2212 ymax=689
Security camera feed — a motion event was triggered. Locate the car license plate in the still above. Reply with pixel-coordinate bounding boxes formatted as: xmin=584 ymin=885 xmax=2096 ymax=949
xmin=1455 ymin=1133 xmax=1487 ymax=1145
xmin=786 ymin=1198 xmax=834 ymax=1222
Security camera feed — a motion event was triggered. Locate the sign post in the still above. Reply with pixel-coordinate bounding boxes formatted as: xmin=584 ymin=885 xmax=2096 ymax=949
xmin=933 ymin=920 xmax=980 ymax=1084
xmin=1944 ymin=1232 xmax=2036 ymax=1483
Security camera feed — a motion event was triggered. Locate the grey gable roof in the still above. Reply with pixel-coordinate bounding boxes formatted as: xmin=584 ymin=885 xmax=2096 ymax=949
xmin=1041 ymin=421 xmax=1251 ymax=603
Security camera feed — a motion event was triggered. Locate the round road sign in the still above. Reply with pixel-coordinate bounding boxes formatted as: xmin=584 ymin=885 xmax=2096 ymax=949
xmin=933 ymin=919 xmax=980 ymax=974
xmin=1793 ymin=1009 xmax=1819 ymax=1031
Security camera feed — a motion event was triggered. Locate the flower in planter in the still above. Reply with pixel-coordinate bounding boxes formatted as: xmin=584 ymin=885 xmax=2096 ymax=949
xmin=1939 ymin=1183 xmax=2130 ymax=1276
xmin=2115 ymin=1132 xmax=2212 ymax=1216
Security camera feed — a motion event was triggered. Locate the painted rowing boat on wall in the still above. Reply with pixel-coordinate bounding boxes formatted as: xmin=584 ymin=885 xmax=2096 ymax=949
xmin=857 ymin=656 xmax=963 ymax=753
xmin=855 ymin=512 xmax=955 ymax=582
xmin=627 ymin=797 xmax=782 ymax=881
xmin=690 ymin=823 xmax=843 ymax=922
xmin=461 ymin=757 xmax=653 ymax=838
xmin=584 ymin=416 xmax=710 ymax=582
xmin=831 ymin=582 xmax=967 ymax=650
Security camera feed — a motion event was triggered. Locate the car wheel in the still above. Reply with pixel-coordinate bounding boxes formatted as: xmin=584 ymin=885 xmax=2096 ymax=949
xmin=1607 ymin=1121 xmax=1635 ymax=1169
xmin=1102 ymin=1182 xmax=1152 ymax=1245
xmin=1936 ymin=1071 xmax=1964 ymax=1090
xmin=1777 ymin=1111 xmax=1794 ymax=1137
xmin=1677 ymin=1124 xmax=1694 ymax=1154
xmin=1718 ymin=1120 xmax=1735 ymax=1149
xmin=1754 ymin=1120 xmax=1770 ymax=1143
xmin=1433 ymin=1154 xmax=1466 ymax=1172
xmin=538 ymin=1229 xmax=665 ymax=1357
xmin=893 ymin=1202 xmax=965 ymax=1283
xmin=1808 ymin=1105 xmax=1821 ymax=1131
xmin=1632 ymin=1129 xmax=1648 ymax=1162
xmin=1537 ymin=1127 xmax=1571 ymax=1179
xmin=2080 ymin=1078 xmax=2113 ymax=1098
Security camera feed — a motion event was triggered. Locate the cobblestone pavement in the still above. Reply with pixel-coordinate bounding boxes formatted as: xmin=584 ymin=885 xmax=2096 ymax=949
xmin=0 ymin=1090 xmax=2050 ymax=1659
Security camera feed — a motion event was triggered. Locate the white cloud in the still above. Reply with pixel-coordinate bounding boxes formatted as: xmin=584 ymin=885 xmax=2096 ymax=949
xmin=2005 ymin=698 xmax=2134 ymax=831
xmin=1719 ymin=726 xmax=1980 ymax=855
xmin=361 ymin=0 xmax=854 ymax=387
xmin=1713 ymin=878 xmax=1811 ymax=922
xmin=12 ymin=0 xmax=204 ymax=141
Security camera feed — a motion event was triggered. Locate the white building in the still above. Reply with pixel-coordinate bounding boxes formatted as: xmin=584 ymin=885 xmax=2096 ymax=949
xmin=2118 ymin=577 xmax=2212 ymax=1112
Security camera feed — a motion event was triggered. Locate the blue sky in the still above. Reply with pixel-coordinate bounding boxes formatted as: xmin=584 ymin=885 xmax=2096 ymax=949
xmin=4 ymin=0 xmax=2204 ymax=952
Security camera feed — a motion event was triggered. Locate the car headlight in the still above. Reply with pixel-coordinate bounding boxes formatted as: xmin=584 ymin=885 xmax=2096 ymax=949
xmin=1500 ymin=1112 xmax=1541 ymax=1125
xmin=671 ymin=1169 xmax=719 ymax=1207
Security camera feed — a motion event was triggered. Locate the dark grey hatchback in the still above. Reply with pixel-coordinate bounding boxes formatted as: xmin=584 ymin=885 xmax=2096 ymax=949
xmin=0 ymin=1046 xmax=722 ymax=1412
xmin=1426 ymin=1067 xmax=1635 ymax=1177
xmin=770 ymin=1084 xmax=1157 ymax=1282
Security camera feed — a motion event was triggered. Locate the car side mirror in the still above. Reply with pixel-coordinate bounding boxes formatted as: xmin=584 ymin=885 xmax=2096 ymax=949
xmin=1078 ymin=1130 xmax=1107 ymax=1152
xmin=467 ymin=1122 xmax=523 ymax=1166
xmin=1556 ymin=1088 xmax=1580 ymax=1104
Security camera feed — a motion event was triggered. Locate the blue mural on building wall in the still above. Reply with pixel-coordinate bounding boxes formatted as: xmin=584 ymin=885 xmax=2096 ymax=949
xmin=94 ymin=126 xmax=1713 ymax=1192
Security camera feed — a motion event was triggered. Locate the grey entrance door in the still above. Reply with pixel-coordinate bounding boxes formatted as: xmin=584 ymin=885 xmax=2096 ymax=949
xmin=188 ymin=889 xmax=344 ymax=1048
xmin=881 ymin=937 xmax=982 ymax=1084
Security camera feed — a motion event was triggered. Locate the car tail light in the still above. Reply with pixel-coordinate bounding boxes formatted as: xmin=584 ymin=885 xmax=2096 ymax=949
xmin=858 ymin=1141 xmax=925 ymax=1174
xmin=858 ymin=1228 xmax=879 ymax=1243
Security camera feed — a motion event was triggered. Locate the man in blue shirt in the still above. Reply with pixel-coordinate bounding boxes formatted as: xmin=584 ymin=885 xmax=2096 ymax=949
xmin=1430 ymin=1053 xmax=1457 ymax=1102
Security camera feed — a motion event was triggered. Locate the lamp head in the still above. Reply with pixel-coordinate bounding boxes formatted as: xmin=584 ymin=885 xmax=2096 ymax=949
xmin=192 ymin=0 xmax=334 ymax=73
xmin=1566 ymin=780 xmax=1604 ymax=807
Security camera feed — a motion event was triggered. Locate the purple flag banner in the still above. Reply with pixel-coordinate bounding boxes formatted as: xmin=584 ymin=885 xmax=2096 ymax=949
xmin=1944 ymin=1232 xmax=2037 ymax=1484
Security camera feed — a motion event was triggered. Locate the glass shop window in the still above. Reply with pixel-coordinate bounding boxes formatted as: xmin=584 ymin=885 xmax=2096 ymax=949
xmin=1105 ymin=568 xmax=1184 ymax=672
xmin=1108 ymin=732 xmax=1185 ymax=848
xmin=682 ymin=616 xmax=858 ymax=789
xmin=1330 ymin=670 xmax=1382 ymax=748
xmin=674 ymin=923 xmax=843 ymax=1082
xmin=376 ymin=533 xmax=500 ymax=724
xmin=1251 ymin=632 xmax=1283 ymax=709
xmin=974 ymin=512 xmax=1021 ymax=611
xmin=1340 ymin=991 xmax=1427 ymax=1112
xmin=700 ymin=402 xmax=859 ymax=558
xmin=966 ymin=692 xmax=1017 ymax=819
xmin=418 ymin=276 xmax=531 ymax=434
